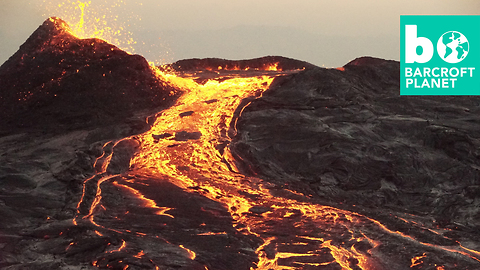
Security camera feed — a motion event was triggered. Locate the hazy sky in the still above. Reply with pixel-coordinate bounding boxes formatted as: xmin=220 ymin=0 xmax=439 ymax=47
xmin=1 ymin=0 xmax=479 ymax=67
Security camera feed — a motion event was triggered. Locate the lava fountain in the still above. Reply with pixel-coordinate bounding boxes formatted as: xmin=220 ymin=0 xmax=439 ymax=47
xmin=41 ymin=0 xmax=137 ymax=54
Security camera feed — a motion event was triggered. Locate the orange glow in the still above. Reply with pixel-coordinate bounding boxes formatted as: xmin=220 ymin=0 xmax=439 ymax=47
xmin=265 ymin=63 xmax=280 ymax=71
xmin=124 ymin=68 xmax=389 ymax=268
xmin=64 ymin=60 xmax=480 ymax=268
xmin=410 ymin=253 xmax=426 ymax=267
xmin=42 ymin=0 xmax=136 ymax=53
xmin=108 ymin=239 xmax=127 ymax=253
xmin=179 ymin=245 xmax=196 ymax=260
xmin=84 ymin=174 xmax=119 ymax=219
xmin=112 ymin=181 xmax=175 ymax=218
xmin=196 ymin=232 xmax=227 ymax=236
xmin=124 ymin=66 xmax=480 ymax=266
xmin=199 ymin=62 xmax=281 ymax=72
xmin=253 ymin=237 xmax=278 ymax=269
xmin=71 ymin=59 xmax=480 ymax=267
xmin=66 ymin=242 xmax=75 ymax=251
xmin=134 ymin=250 xmax=145 ymax=259
xmin=321 ymin=240 xmax=355 ymax=270
xmin=366 ymin=216 xmax=480 ymax=263
xmin=76 ymin=175 xmax=95 ymax=214
xmin=460 ymin=244 xmax=480 ymax=257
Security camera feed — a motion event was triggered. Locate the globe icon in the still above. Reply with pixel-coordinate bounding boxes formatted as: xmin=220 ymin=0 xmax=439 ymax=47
xmin=437 ymin=31 xmax=469 ymax=63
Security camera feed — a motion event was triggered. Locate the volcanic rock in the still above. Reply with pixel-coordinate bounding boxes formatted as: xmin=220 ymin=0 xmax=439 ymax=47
xmin=174 ymin=131 xmax=203 ymax=141
xmin=164 ymin=56 xmax=316 ymax=72
xmin=106 ymin=139 xmax=140 ymax=174
xmin=0 ymin=18 xmax=180 ymax=269
xmin=231 ymin=56 xmax=480 ymax=231
xmin=152 ymin=133 xmax=173 ymax=141
xmin=0 ymin=17 xmax=177 ymax=135
xmin=180 ymin=111 xmax=195 ymax=117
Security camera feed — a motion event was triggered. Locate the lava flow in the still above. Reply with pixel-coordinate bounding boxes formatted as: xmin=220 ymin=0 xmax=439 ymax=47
xmin=26 ymin=1 xmax=479 ymax=269
xmin=72 ymin=64 xmax=480 ymax=269
xmin=129 ymin=67 xmax=380 ymax=270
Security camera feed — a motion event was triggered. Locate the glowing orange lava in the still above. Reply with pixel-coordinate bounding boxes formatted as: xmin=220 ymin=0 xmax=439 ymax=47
xmin=112 ymin=181 xmax=174 ymax=218
xmin=410 ymin=253 xmax=426 ymax=267
xmin=72 ymin=66 xmax=480 ymax=268
xmin=41 ymin=0 xmax=136 ymax=53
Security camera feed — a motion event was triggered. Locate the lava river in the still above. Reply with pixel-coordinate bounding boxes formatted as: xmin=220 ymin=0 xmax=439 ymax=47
xmin=71 ymin=67 xmax=480 ymax=270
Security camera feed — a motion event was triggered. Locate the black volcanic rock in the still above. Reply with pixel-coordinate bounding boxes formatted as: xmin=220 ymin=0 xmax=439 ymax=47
xmin=164 ymin=56 xmax=316 ymax=72
xmin=0 ymin=17 xmax=177 ymax=134
xmin=231 ymin=57 xmax=480 ymax=231
xmin=174 ymin=131 xmax=202 ymax=141
xmin=0 ymin=18 xmax=180 ymax=269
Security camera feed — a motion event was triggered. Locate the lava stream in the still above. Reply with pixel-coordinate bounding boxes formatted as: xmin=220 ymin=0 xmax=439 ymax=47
xmin=74 ymin=67 xmax=480 ymax=269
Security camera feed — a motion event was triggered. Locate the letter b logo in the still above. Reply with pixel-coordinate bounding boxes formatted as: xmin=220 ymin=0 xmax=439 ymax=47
xmin=405 ymin=25 xmax=434 ymax=63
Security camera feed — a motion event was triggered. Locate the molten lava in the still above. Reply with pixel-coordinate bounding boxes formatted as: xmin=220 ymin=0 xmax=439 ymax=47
xmin=72 ymin=63 xmax=480 ymax=268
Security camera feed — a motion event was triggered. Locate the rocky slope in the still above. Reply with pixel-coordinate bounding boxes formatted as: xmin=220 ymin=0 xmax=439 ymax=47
xmin=0 ymin=18 xmax=180 ymax=269
xmin=0 ymin=17 xmax=177 ymax=135
xmin=232 ymin=56 xmax=480 ymax=234
xmin=163 ymin=56 xmax=316 ymax=72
